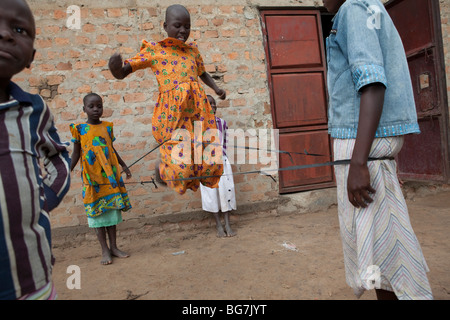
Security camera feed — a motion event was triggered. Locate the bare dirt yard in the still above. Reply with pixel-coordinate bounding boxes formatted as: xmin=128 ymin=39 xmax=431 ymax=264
xmin=51 ymin=184 xmax=450 ymax=301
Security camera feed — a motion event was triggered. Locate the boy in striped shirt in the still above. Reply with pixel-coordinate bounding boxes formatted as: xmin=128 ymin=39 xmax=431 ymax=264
xmin=0 ymin=0 xmax=71 ymax=299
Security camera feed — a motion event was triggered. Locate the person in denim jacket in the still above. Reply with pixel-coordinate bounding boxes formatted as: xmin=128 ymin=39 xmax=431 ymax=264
xmin=324 ymin=0 xmax=433 ymax=300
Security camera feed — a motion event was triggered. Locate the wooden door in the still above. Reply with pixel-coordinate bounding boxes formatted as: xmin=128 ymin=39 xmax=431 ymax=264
xmin=261 ymin=10 xmax=334 ymax=193
xmin=386 ymin=0 xmax=449 ymax=182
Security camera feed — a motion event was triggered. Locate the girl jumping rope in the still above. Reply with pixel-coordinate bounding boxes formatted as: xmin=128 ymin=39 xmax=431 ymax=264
xmin=70 ymin=93 xmax=132 ymax=265
xmin=108 ymin=4 xmax=226 ymax=195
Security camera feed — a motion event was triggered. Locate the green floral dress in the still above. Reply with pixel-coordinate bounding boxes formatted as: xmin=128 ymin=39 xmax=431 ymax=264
xmin=70 ymin=121 xmax=132 ymax=223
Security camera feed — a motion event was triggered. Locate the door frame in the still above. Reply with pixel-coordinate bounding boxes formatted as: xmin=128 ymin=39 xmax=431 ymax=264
xmin=260 ymin=8 xmax=335 ymax=193
xmin=385 ymin=0 xmax=450 ymax=182
xmin=261 ymin=9 xmax=330 ymax=134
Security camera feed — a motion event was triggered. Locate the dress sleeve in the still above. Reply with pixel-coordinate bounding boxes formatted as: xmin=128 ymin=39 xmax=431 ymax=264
xmin=69 ymin=123 xmax=80 ymax=143
xmin=337 ymin=3 xmax=388 ymax=92
xmin=190 ymin=42 xmax=206 ymax=76
xmin=107 ymin=122 xmax=116 ymax=143
xmin=124 ymin=40 xmax=156 ymax=72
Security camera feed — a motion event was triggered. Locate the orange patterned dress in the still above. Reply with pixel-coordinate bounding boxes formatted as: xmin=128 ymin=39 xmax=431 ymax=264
xmin=125 ymin=38 xmax=223 ymax=194
xmin=69 ymin=121 xmax=132 ymax=217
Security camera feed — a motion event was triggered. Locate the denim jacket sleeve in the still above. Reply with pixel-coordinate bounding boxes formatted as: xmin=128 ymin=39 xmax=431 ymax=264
xmin=326 ymin=0 xmax=420 ymax=139
xmin=336 ymin=1 xmax=388 ymax=92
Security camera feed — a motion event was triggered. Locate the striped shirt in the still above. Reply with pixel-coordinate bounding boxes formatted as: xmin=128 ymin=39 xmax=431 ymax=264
xmin=0 ymin=82 xmax=71 ymax=300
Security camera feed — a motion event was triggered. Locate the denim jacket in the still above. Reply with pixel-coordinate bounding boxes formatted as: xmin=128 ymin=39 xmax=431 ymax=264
xmin=326 ymin=0 xmax=420 ymax=139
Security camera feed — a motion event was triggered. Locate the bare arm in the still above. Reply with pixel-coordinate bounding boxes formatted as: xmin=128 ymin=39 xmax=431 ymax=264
xmin=70 ymin=142 xmax=81 ymax=172
xmin=200 ymin=72 xmax=226 ymax=100
xmin=347 ymin=83 xmax=386 ymax=208
xmin=113 ymin=146 xmax=132 ymax=179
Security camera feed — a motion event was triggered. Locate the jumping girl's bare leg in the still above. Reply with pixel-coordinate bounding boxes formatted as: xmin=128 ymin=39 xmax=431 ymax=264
xmin=155 ymin=157 xmax=167 ymax=186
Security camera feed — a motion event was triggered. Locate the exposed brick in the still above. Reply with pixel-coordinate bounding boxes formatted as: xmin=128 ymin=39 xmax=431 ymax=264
xmin=124 ymin=92 xmax=147 ymax=103
xmin=77 ymin=84 xmax=92 ymax=93
xmin=53 ymin=9 xmax=66 ymax=19
xmin=82 ymin=23 xmax=96 ymax=33
xmin=107 ymin=8 xmax=124 ymax=18
xmin=195 ymin=18 xmax=209 ymax=27
xmin=46 ymin=75 xmax=64 ymax=86
xmin=56 ymin=62 xmax=73 ymax=71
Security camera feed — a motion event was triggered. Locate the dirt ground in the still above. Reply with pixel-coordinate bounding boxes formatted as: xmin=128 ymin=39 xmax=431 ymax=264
xmin=51 ymin=186 xmax=450 ymax=301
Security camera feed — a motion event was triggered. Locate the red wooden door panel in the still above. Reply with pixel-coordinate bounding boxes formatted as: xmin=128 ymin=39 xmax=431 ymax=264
xmin=266 ymin=15 xmax=323 ymax=68
xmin=386 ymin=0 xmax=433 ymax=55
xmin=279 ymin=130 xmax=333 ymax=191
xmin=386 ymin=0 xmax=449 ymax=182
xmin=397 ymin=118 xmax=444 ymax=180
xmin=262 ymin=10 xmax=334 ymax=193
xmin=272 ymin=72 xmax=327 ymax=128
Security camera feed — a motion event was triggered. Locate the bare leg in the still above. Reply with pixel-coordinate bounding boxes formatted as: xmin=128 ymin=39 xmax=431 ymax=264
xmin=223 ymin=212 xmax=236 ymax=237
xmin=155 ymin=157 xmax=167 ymax=186
xmin=213 ymin=212 xmax=226 ymax=238
xmin=106 ymin=225 xmax=129 ymax=258
xmin=375 ymin=289 xmax=398 ymax=300
xmin=95 ymin=227 xmax=112 ymax=265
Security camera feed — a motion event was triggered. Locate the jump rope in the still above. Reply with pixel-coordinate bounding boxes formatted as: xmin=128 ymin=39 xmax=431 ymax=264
xmin=81 ymin=138 xmax=393 ymax=189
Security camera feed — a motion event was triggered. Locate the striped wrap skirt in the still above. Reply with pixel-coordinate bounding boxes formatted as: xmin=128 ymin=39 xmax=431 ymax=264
xmin=333 ymin=136 xmax=433 ymax=300
xmin=18 ymin=281 xmax=57 ymax=300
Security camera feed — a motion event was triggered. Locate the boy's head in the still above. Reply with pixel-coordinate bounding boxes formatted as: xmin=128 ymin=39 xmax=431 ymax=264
xmin=323 ymin=0 xmax=346 ymax=13
xmin=164 ymin=4 xmax=191 ymax=42
xmin=0 ymin=0 xmax=36 ymax=81
xmin=83 ymin=93 xmax=103 ymax=121
xmin=207 ymin=95 xmax=217 ymax=115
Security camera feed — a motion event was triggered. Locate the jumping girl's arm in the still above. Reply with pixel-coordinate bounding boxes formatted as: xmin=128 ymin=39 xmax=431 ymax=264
xmin=70 ymin=142 xmax=81 ymax=172
xmin=200 ymin=72 xmax=226 ymax=100
xmin=108 ymin=52 xmax=132 ymax=80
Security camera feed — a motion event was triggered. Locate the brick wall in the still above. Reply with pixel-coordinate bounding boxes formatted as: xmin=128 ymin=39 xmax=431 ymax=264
xmin=14 ymin=0 xmax=450 ymax=229
xmin=16 ymin=0 xmax=317 ymax=228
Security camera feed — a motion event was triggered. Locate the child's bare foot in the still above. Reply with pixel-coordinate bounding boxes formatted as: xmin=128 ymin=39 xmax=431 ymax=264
xmin=101 ymin=249 xmax=112 ymax=265
xmin=216 ymin=224 xmax=227 ymax=238
xmin=223 ymin=213 xmax=236 ymax=237
xmin=225 ymin=225 xmax=236 ymax=237
xmin=111 ymin=247 xmax=129 ymax=258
